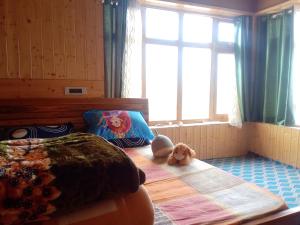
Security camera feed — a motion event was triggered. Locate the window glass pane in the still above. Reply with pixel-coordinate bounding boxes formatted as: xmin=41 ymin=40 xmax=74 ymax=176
xmin=146 ymin=44 xmax=178 ymax=121
xmin=183 ymin=14 xmax=212 ymax=43
xmin=182 ymin=48 xmax=211 ymax=120
xmin=145 ymin=8 xmax=179 ymax=41
xmin=216 ymin=53 xmax=236 ymax=114
xmin=218 ymin=22 xmax=235 ymax=43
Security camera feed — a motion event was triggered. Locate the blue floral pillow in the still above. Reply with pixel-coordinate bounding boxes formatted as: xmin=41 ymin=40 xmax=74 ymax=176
xmin=1 ymin=123 xmax=74 ymax=140
xmin=83 ymin=110 xmax=154 ymax=147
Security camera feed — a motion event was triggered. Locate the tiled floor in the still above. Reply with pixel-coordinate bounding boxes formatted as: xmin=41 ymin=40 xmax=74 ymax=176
xmin=205 ymin=152 xmax=300 ymax=208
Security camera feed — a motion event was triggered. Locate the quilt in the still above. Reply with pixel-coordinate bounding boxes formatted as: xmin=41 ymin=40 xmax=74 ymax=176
xmin=126 ymin=146 xmax=287 ymax=225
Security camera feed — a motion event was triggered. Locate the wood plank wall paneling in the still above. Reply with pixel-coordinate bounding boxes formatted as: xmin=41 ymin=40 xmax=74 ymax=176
xmin=0 ymin=80 xmax=104 ymax=99
xmin=172 ymin=0 xmax=256 ymax=12
xmin=0 ymin=0 xmax=104 ymax=98
xmin=255 ymin=0 xmax=289 ymax=12
xmin=151 ymin=122 xmax=300 ymax=168
xmin=173 ymin=0 xmax=292 ymax=13
xmin=247 ymin=123 xmax=300 ymax=168
xmin=151 ymin=123 xmax=248 ymax=160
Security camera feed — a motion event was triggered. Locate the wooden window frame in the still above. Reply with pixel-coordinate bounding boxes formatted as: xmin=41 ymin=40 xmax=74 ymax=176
xmin=142 ymin=5 xmax=234 ymax=125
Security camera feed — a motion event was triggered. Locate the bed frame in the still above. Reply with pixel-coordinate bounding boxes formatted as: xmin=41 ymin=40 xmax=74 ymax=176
xmin=0 ymin=98 xmax=300 ymax=225
xmin=0 ymin=98 xmax=149 ymax=130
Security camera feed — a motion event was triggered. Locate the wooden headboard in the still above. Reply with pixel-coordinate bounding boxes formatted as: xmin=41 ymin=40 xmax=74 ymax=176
xmin=0 ymin=98 xmax=149 ymax=131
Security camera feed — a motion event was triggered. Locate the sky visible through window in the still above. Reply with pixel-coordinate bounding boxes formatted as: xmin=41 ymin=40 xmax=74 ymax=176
xmin=146 ymin=9 xmax=178 ymax=40
xmin=183 ymin=14 xmax=212 ymax=43
xmin=145 ymin=8 xmax=235 ymax=122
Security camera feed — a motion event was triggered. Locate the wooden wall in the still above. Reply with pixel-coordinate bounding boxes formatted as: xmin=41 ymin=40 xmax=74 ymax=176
xmin=256 ymin=0 xmax=290 ymax=11
xmin=152 ymin=122 xmax=300 ymax=169
xmin=166 ymin=0 xmax=293 ymax=13
xmin=173 ymin=0 xmax=256 ymax=12
xmin=247 ymin=123 xmax=300 ymax=168
xmin=0 ymin=0 xmax=104 ymax=98
xmin=152 ymin=123 xmax=248 ymax=160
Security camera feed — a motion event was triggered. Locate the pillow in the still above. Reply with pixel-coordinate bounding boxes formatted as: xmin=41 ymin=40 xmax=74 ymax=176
xmin=83 ymin=110 xmax=154 ymax=147
xmin=109 ymin=137 xmax=150 ymax=148
xmin=1 ymin=123 xmax=74 ymax=140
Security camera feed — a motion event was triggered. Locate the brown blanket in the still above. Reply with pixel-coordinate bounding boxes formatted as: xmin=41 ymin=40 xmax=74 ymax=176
xmin=0 ymin=133 xmax=145 ymax=225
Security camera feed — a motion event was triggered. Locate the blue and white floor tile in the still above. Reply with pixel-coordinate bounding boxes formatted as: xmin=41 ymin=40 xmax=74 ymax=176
xmin=204 ymin=152 xmax=300 ymax=208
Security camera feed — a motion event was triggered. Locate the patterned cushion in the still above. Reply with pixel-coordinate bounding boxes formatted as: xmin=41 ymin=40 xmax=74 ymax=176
xmin=108 ymin=138 xmax=150 ymax=148
xmin=1 ymin=123 xmax=74 ymax=140
xmin=83 ymin=110 xmax=154 ymax=147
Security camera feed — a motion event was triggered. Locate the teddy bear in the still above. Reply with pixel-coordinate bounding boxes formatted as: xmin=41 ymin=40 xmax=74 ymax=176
xmin=167 ymin=143 xmax=196 ymax=166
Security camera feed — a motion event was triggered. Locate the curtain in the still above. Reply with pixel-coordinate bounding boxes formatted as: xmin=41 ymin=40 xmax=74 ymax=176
xmin=234 ymin=16 xmax=253 ymax=123
xmin=253 ymin=9 xmax=294 ymax=126
xmin=121 ymin=0 xmax=142 ymax=98
xmin=292 ymin=9 xmax=300 ymax=124
xmin=103 ymin=0 xmax=128 ymax=98
xmin=227 ymin=60 xmax=243 ymax=128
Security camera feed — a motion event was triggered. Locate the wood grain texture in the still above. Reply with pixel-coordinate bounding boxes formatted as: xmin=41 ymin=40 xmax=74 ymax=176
xmin=0 ymin=0 xmax=104 ymax=98
xmin=256 ymin=0 xmax=290 ymax=11
xmin=0 ymin=0 xmax=7 ymax=77
xmin=164 ymin=0 xmax=294 ymax=13
xmin=152 ymin=123 xmax=248 ymax=160
xmin=163 ymin=0 xmax=256 ymax=12
xmin=0 ymin=98 xmax=149 ymax=130
xmin=247 ymin=122 xmax=300 ymax=168
xmin=244 ymin=206 xmax=300 ymax=225
xmin=5 ymin=0 xmax=19 ymax=78
xmin=0 ymin=79 xmax=104 ymax=99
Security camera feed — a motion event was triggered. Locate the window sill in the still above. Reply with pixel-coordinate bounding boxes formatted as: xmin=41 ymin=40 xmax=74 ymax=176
xmin=150 ymin=121 xmax=230 ymax=129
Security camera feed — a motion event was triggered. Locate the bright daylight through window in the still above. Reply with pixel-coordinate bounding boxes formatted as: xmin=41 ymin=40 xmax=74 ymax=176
xmin=142 ymin=7 xmax=236 ymax=123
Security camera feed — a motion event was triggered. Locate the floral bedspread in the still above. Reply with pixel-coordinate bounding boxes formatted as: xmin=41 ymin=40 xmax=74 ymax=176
xmin=0 ymin=133 xmax=145 ymax=225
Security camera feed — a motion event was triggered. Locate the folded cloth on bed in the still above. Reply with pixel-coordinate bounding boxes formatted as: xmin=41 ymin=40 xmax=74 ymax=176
xmin=126 ymin=146 xmax=288 ymax=225
xmin=0 ymin=133 xmax=145 ymax=225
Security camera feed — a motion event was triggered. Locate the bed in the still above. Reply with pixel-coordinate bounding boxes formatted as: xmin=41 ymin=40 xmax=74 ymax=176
xmin=0 ymin=98 xmax=300 ymax=225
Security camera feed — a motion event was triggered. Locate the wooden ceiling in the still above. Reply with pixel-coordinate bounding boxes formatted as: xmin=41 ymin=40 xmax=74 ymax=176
xmin=176 ymin=0 xmax=289 ymax=13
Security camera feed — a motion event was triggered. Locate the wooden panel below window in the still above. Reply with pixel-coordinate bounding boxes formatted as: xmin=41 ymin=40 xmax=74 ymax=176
xmin=152 ymin=122 xmax=300 ymax=168
xmin=152 ymin=123 xmax=248 ymax=160
xmin=247 ymin=123 xmax=300 ymax=168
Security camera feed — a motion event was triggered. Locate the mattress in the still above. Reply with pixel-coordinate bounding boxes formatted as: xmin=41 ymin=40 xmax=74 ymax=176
xmin=41 ymin=185 xmax=154 ymax=225
xmin=126 ymin=146 xmax=287 ymax=225
xmin=41 ymin=145 xmax=287 ymax=225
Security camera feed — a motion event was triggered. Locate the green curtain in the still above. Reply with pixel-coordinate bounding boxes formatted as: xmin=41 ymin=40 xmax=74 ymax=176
xmin=253 ymin=9 xmax=294 ymax=125
xmin=234 ymin=16 xmax=253 ymax=122
xmin=103 ymin=0 xmax=128 ymax=98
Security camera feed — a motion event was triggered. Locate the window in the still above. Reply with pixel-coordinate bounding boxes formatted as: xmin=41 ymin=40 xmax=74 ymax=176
xmin=142 ymin=7 xmax=235 ymax=123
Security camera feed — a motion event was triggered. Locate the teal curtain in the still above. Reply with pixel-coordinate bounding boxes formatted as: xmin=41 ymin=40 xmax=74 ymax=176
xmin=253 ymin=9 xmax=294 ymax=125
xmin=103 ymin=0 xmax=128 ymax=98
xmin=234 ymin=16 xmax=253 ymax=122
